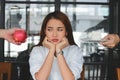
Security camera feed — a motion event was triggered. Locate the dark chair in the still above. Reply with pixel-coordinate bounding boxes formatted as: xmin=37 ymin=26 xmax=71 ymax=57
xmin=14 ymin=49 xmax=32 ymax=80
xmin=16 ymin=49 xmax=30 ymax=62
xmin=84 ymin=52 xmax=107 ymax=80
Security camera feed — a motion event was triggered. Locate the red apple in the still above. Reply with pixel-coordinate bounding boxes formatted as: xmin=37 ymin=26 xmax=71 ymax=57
xmin=13 ymin=30 xmax=27 ymax=43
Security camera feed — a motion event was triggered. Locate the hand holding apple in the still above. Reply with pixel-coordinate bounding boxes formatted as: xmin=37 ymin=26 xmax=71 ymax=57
xmin=13 ymin=30 xmax=27 ymax=43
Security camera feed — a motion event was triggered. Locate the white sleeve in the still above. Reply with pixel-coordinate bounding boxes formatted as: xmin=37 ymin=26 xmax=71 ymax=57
xmin=68 ymin=46 xmax=84 ymax=79
xmin=29 ymin=47 xmax=44 ymax=80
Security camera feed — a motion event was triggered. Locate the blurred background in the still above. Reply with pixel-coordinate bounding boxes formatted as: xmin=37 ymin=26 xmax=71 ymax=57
xmin=0 ymin=0 xmax=120 ymax=80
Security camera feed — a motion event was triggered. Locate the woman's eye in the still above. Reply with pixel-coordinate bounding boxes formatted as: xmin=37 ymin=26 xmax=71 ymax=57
xmin=48 ymin=28 xmax=52 ymax=31
xmin=58 ymin=28 xmax=63 ymax=31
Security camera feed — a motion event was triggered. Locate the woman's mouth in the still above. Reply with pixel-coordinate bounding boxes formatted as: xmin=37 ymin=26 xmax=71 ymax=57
xmin=52 ymin=39 xmax=59 ymax=42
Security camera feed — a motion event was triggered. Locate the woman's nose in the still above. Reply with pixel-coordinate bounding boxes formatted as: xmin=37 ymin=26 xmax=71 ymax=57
xmin=53 ymin=31 xmax=57 ymax=36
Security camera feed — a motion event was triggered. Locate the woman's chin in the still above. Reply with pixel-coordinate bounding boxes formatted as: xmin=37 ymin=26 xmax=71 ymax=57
xmin=52 ymin=42 xmax=59 ymax=45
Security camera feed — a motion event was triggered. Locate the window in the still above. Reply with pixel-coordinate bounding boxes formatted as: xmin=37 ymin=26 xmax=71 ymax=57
xmin=4 ymin=0 xmax=109 ymax=58
xmin=5 ymin=1 xmax=55 ymax=57
xmin=61 ymin=0 xmax=108 ymax=2
xmin=61 ymin=3 xmax=109 ymax=56
xmin=6 ymin=0 xmax=54 ymax=1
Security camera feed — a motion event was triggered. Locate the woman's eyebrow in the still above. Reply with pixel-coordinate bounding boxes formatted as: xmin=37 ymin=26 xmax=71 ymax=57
xmin=58 ymin=26 xmax=64 ymax=28
xmin=47 ymin=26 xmax=53 ymax=28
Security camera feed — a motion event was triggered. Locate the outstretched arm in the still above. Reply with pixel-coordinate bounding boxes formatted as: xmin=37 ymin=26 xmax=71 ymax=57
xmin=0 ymin=28 xmax=25 ymax=45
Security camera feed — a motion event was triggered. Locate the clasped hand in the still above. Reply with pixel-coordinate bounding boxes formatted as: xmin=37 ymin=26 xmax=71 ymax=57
xmin=42 ymin=37 xmax=69 ymax=53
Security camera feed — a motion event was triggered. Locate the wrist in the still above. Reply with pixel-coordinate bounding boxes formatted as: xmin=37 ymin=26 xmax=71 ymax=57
xmin=0 ymin=29 xmax=5 ymax=38
xmin=49 ymin=48 xmax=55 ymax=53
xmin=56 ymin=50 xmax=64 ymax=57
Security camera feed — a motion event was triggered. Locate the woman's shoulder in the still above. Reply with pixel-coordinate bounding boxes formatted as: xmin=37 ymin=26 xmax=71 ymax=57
xmin=31 ymin=46 xmax=45 ymax=52
xmin=64 ymin=45 xmax=81 ymax=52
xmin=64 ymin=45 xmax=82 ymax=57
xmin=30 ymin=46 xmax=46 ymax=56
xmin=32 ymin=45 xmax=44 ymax=49
xmin=69 ymin=45 xmax=81 ymax=50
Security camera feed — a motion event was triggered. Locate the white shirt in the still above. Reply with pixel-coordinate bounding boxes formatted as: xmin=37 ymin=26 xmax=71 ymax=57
xmin=29 ymin=45 xmax=84 ymax=80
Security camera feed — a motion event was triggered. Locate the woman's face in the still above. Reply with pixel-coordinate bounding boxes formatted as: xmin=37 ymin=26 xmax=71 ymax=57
xmin=45 ymin=18 xmax=67 ymax=45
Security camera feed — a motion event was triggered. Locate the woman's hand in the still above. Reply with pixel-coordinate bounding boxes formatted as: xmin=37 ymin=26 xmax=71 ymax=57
xmin=56 ymin=37 xmax=69 ymax=52
xmin=42 ymin=37 xmax=55 ymax=51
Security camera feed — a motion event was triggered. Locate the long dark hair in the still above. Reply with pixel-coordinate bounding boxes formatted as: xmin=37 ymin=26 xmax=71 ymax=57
xmin=37 ymin=11 xmax=76 ymax=46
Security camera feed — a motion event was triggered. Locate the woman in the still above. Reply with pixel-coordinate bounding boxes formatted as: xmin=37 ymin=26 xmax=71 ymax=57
xmin=29 ymin=11 xmax=83 ymax=80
